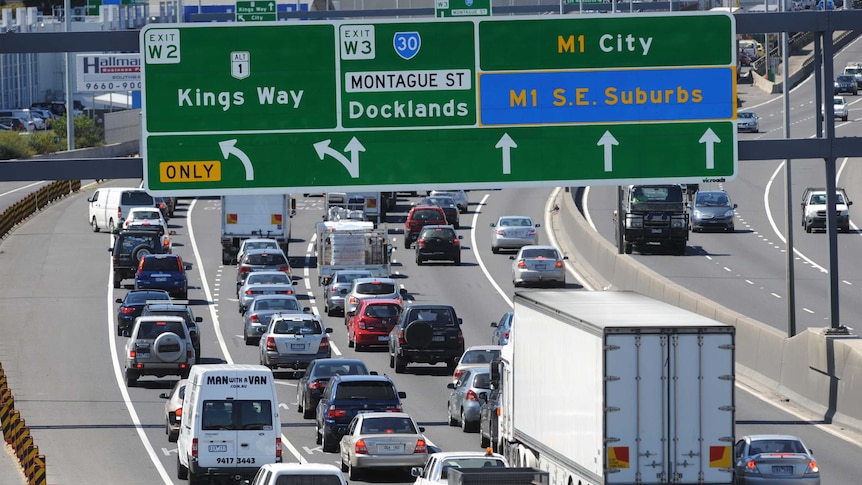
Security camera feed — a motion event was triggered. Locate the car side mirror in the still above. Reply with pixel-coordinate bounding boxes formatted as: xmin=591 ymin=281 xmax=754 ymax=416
xmin=398 ymin=391 xmax=407 ymax=398
xmin=535 ymin=223 xmax=541 ymax=228
xmin=400 ymin=288 xmax=408 ymax=296
xmin=185 ymin=264 xmax=192 ymax=270
xmin=195 ymin=317 xmax=203 ymax=323
xmin=490 ymin=321 xmax=498 ymax=327
xmin=447 ymin=383 xmax=456 ymax=389
xmin=849 ymin=201 xmax=854 ymax=206
xmin=116 ymin=298 xmax=124 ymax=304
xmin=508 ymin=255 xmax=515 ymax=260
xmin=169 ymin=230 xmax=177 ymax=236
xmin=733 ymin=203 xmax=738 ymax=209
xmin=108 ymin=247 xmax=113 ymax=253
xmin=303 ymin=307 xmax=312 ymax=313
xmin=370 ymin=371 xmax=379 ymax=375
xmin=563 ymin=255 xmax=569 ymax=260
xmin=458 ymin=235 xmax=463 ymax=239
xmin=159 ymin=392 xmax=170 ymax=399
xmin=325 ymin=327 xmax=333 ymax=334
xmin=457 ymin=318 xmax=463 ymax=325
xmin=489 ymin=223 xmax=496 ymax=227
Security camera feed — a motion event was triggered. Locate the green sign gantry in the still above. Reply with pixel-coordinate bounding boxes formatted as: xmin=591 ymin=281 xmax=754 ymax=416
xmin=141 ymin=14 xmax=737 ymax=196
xmin=435 ymin=0 xmax=491 ymax=17
xmin=235 ymin=0 xmax=276 ymax=22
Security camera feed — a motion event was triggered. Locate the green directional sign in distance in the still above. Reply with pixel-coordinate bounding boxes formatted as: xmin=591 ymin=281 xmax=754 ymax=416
xmin=435 ymin=0 xmax=491 ymax=17
xmin=339 ymin=21 xmax=476 ymax=129
xmin=142 ymin=24 xmax=337 ymax=133
xmin=236 ymin=0 xmax=277 ymax=22
xmin=145 ymin=121 xmax=735 ymax=195
xmin=479 ymin=13 xmax=733 ymax=70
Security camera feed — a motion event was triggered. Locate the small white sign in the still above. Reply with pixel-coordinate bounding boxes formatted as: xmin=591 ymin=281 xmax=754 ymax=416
xmin=231 ymin=51 xmax=251 ymax=80
xmin=340 ymin=25 xmax=375 ymax=60
xmin=76 ymin=53 xmax=142 ymax=92
xmin=144 ymin=28 xmax=181 ymax=65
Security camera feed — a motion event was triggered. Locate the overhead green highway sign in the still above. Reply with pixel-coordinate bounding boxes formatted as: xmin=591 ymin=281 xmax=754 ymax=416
xmin=140 ymin=13 xmax=737 ymax=196
xmin=235 ymin=0 xmax=276 ymax=22
xmin=435 ymin=0 xmax=492 ymax=18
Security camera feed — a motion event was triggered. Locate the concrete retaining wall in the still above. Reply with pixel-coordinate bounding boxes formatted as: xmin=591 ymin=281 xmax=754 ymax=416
xmin=554 ymin=187 xmax=862 ymax=432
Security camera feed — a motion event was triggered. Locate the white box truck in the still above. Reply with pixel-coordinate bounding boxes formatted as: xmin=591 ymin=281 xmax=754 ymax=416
xmin=177 ymin=364 xmax=282 ymax=484
xmin=496 ymin=291 xmax=735 ymax=485
xmin=314 ymin=220 xmax=392 ymax=286
xmin=221 ymin=195 xmax=293 ymax=264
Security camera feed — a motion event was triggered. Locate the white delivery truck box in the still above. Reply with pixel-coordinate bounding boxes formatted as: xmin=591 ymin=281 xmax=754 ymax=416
xmin=177 ymin=364 xmax=282 ymax=483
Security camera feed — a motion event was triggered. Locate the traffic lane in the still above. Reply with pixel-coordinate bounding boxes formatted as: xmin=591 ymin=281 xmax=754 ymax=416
xmin=0 ymin=181 xmax=51 ymax=211
xmin=736 ymin=387 xmax=861 ymax=485
xmin=187 ymin=196 xmax=483 ymax=475
xmin=0 ymin=185 xmax=168 ymax=485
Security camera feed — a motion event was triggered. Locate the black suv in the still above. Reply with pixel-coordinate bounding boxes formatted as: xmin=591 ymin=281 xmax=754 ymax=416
xmin=314 ymin=374 xmax=406 ymax=452
xmin=388 ymin=304 xmax=464 ymax=374
xmin=110 ymin=230 xmax=167 ymax=288
xmin=415 ymin=225 xmax=462 ymax=265
xmin=141 ymin=301 xmax=203 ymax=363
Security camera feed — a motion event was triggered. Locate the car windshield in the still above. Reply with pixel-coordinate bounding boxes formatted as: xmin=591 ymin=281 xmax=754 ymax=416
xmin=243 ymin=241 xmax=278 ymax=252
xmin=426 ymin=197 xmax=456 ymax=207
xmin=130 ymin=211 xmax=160 ymax=220
xmin=247 ymin=273 xmax=290 ymax=285
xmin=439 ymin=458 xmax=506 ymax=479
xmin=336 ymin=272 xmax=372 ymax=283
xmin=738 ymin=112 xmax=754 ymax=119
xmin=355 ymin=282 xmax=396 ymax=295
xmin=749 ymin=439 xmax=806 ymax=454
xmin=121 ymin=192 xmax=154 ymax=206
xmin=272 ymin=319 xmax=321 ymax=335
xmin=126 ymin=292 xmax=169 ymax=304
xmin=360 ymin=416 xmax=417 ymax=434
xmin=421 ymin=227 xmax=456 ymax=240
xmin=499 ymin=217 xmax=533 ymax=227
xmin=838 ymin=75 xmax=854 ymax=82
xmin=364 ymin=304 xmax=401 ymax=318
xmin=253 ymin=298 xmax=301 ymax=312
xmin=136 ymin=320 xmax=185 ymax=339
xmin=334 ymin=381 xmax=397 ymax=400
xmin=313 ymin=362 xmax=368 ymax=378
xmin=695 ymin=193 xmax=730 ymax=207
xmin=521 ymin=248 xmax=559 ymax=259
xmin=142 ymin=257 xmax=180 ymax=271
xmin=405 ymin=307 xmax=455 ymax=326
xmin=245 ymin=253 xmax=287 ymax=265
xmin=201 ymin=400 xmax=273 ymax=431
xmin=835 ymin=98 xmax=845 ymax=105
xmin=413 ymin=209 xmax=442 ymax=220
xmin=462 ymin=349 xmax=501 ymax=364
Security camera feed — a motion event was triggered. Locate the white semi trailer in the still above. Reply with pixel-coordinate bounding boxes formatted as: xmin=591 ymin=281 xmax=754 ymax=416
xmin=496 ymin=290 xmax=735 ymax=485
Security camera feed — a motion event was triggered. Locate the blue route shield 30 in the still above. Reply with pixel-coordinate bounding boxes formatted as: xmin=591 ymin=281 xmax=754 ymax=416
xmin=393 ymin=32 xmax=421 ymax=60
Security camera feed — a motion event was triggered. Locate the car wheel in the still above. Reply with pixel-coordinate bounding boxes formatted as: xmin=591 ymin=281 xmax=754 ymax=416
xmin=491 ymin=246 xmax=499 ymax=254
xmin=325 ymin=304 xmax=333 ymax=317
xmin=348 ymin=334 xmax=354 ymax=348
xmin=844 ymin=115 xmax=849 ymax=121
xmin=341 ymin=459 xmax=348 ymax=472
xmin=168 ymin=425 xmax=178 ymax=443
xmin=416 ymin=253 xmax=423 ymax=265
xmin=806 ymin=223 xmax=812 ymax=233
xmin=448 ymin=404 xmax=458 ymax=426
xmin=296 ymin=391 xmax=303 ymax=413
xmin=302 ymin=397 xmax=315 ymax=419
xmin=461 ymin=410 xmax=471 ymax=433
xmin=389 ymin=353 xmax=395 ymax=369
xmin=395 ymin=355 xmax=407 ymax=374
xmin=91 ymin=217 xmax=100 ymax=232
xmin=624 ymin=242 xmax=633 ymax=254
xmin=446 ymin=358 xmax=458 ymax=373
xmin=125 ymin=369 xmax=137 ymax=387
xmin=348 ymin=461 xmax=362 ymax=481
xmin=322 ymin=431 xmax=338 ymax=453
xmin=243 ymin=328 xmax=250 ymax=346
xmin=108 ymin=219 xmax=115 ymax=234
xmin=177 ymin=455 xmax=188 ymax=480
xmin=113 ymin=272 xmax=121 ymax=288
xmin=117 ymin=326 xmax=124 ymax=337
xmin=454 ymin=256 xmax=461 ymax=266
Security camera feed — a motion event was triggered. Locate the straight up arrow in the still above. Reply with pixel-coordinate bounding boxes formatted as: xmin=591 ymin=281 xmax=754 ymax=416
xmin=495 ymin=133 xmax=517 ymax=175
xmin=698 ymin=128 xmax=721 ymax=170
xmin=597 ymin=131 xmax=618 ymax=172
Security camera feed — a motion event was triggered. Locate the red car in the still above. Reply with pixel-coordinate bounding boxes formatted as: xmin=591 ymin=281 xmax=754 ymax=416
xmin=404 ymin=205 xmax=447 ymax=248
xmin=347 ymin=298 xmax=403 ymax=351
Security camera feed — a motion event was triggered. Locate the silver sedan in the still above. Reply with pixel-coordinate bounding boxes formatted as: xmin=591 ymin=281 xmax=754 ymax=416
xmin=339 ymin=412 xmax=428 ymax=481
xmin=490 ymin=216 xmax=540 ymax=253
xmin=447 ymin=367 xmax=492 ymax=433
xmin=323 ymin=270 xmax=374 ymax=317
xmin=510 ymin=245 xmax=567 ymax=288
xmin=237 ymin=270 xmax=296 ymax=314
xmin=242 ymin=295 xmax=306 ymax=345
xmin=734 ymin=434 xmax=820 ymax=485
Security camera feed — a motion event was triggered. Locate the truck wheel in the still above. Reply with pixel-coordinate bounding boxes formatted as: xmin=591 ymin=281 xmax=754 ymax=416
xmin=221 ymin=253 xmax=231 ymax=265
xmin=624 ymin=242 xmax=633 ymax=254
xmin=322 ymin=431 xmax=338 ymax=452
xmin=676 ymin=243 xmax=686 ymax=256
xmin=448 ymin=405 xmax=458 ymax=426
xmin=177 ymin=456 xmax=188 ymax=480
xmin=416 ymin=254 xmax=423 ymax=265
xmin=113 ymin=272 xmax=121 ymax=288
xmin=461 ymin=410 xmax=472 ymax=433
xmin=395 ymin=355 xmax=407 ymax=374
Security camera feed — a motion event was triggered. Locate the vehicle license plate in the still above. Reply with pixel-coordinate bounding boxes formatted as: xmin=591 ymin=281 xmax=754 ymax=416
xmin=208 ymin=444 xmax=228 ymax=452
xmin=651 ymin=228 xmax=663 ymax=234
xmin=378 ymin=444 xmax=405 ymax=453
xmin=534 ymin=264 xmax=546 ymax=270
xmin=772 ymin=465 xmax=793 ymax=474
xmin=138 ymin=352 xmax=150 ymax=358
xmin=432 ymin=336 xmax=445 ymax=342
xmin=154 ymin=277 xmax=167 ymax=282
xmin=290 ymin=343 xmax=305 ymax=350
xmin=377 ymin=336 xmax=389 ymax=342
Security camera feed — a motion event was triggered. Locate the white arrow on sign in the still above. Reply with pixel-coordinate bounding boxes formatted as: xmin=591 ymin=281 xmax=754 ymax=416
xmin=495 ymin=133 xmax=517 ymax=175
xmin=219 ymin=139 xmax=254 ymax=181
xmin=698 ymin=128 xmax=721 ymax=170
xmin=313 ymin=137 xmax=365 ymax=179
xmin=597 ymin=131 xmax=619 ymax=172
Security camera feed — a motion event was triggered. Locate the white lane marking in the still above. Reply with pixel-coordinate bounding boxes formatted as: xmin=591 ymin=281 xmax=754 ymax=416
xmin=582 ymin=186 xmax=597 ymax=232
xmin=0 ymin=181 xmax=45 ymax=198
xmin=108 ymin=254 xmax=174 ymax=484
xmin=770 ymin=293 xmax=782 ymax=299
xmin=187 ymin=198 xmax=307 ymax=464
xmin=803 ymin=308 xmax=815 ymax=314
xmin=469 ymin=194 xmax=514 ymax=309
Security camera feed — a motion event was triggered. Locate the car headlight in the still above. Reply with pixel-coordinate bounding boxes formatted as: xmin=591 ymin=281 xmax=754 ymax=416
xmin=838 ymin=210 xmax=848 ymax=216
xmin=724 ymin=209 xmax=735 ymax=217
xmin=626 ymin=216 xmax=643 ymax=229
xmin=671 ymin=217 xmax=687 ymax=229
xmin=693 ymin=210 xmax=703 ymax=218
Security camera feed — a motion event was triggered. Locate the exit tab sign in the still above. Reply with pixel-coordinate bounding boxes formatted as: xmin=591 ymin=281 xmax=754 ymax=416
xmin=436 ymin=0 xmax=491 ymax=17
xmin=236 ymin=0 xmax=276 ymax=22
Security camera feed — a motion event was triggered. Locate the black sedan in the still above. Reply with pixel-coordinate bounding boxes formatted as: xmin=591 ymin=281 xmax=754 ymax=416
xmin=296 ymin=358 xmax=371 ymax=419
xmin=115 ymin=289 xmax=171 ymax=337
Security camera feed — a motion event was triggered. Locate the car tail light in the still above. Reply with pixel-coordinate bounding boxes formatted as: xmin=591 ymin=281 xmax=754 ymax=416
xmin=457 ymin=329 xmax=464 ymax=345
xmin=318 ymin=336 xmax=330 ymax=352
xmin=414 ymin=439 xmax=427 ymax=454
xmin=117 ymin=207 xmax=122 ymax=220
xmin=278 ymin=265 xmax=291 ymax=275
xmin=276 ymin=438 xmax=282 ymax=460
xmin=528 ymin=229 xmax=536 ymax=236
xmin=503 ymin=331 xmax=510 ymax=339
xmin=453 ymin=238 xmax=460 ymax=245
xmin=466 ymin=390 xmax=479 ymax=402
xmin=397 ymin=330 xmax=405 ymax=345
xmin=517 ymin=261 xmax=526 ymax=268
xmin=355 ymin=439 xmax=368 ymax=455
xmin=326 ymin=406 xmax=347 ymax=418
xmin=805 ymin=461 xmax=819 ymax=474
xmin=357 ymin=319 xmax=367 ymax=330
xmin=453 ymin=369 xmax=463 ymax=380
xmin=163 ymin=236 xmax=171 ymax=249
xmin=417 ymin=237 xmax=425 ymax=245
xmin=137 ymin=258 xmax=145 ymax=273
xmin=249 ymin=314 xmax=260 ymax=323
xmin=192 ymin=438 xmax=198 ymax=458
xmin=496 ymin=407 xmax=501 ymax=417
xmin=175 ymin=407 xmax=183 ymax=419
xmin=121 ymin=307 xmax=136 ymax=314
xmin=239 ymin=265 xmax=251 ymax=275
xmin=555 ymin=261 xmax=563 ymax=268
xmin=745 ymin=460 xmax=760 ymax=474
xmin=129 ymin=350 xmax=137 ymax=359
xmin=328 ymin=286 xmax=338 ymax=293
xmin=385 ymin=405 xmax=402 ymax=412
xmin=495 ymin=230 xmax=505 ymax=235
xmin=245 ymin=289 xmax=256 ymax=296
xmin=266 ymin=337 xmax=277 ymax=351
xmin=277 ymin=289 xmax=294 ymax=295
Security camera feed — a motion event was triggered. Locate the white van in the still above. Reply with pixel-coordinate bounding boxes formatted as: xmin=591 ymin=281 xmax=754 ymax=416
xmin=87 ymin=187 xmax=156 ymax=233
xmin=247 ymin=463 xmax=347 ymax=485
xmin=177 ymin=364 xmax=282 ymax=484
